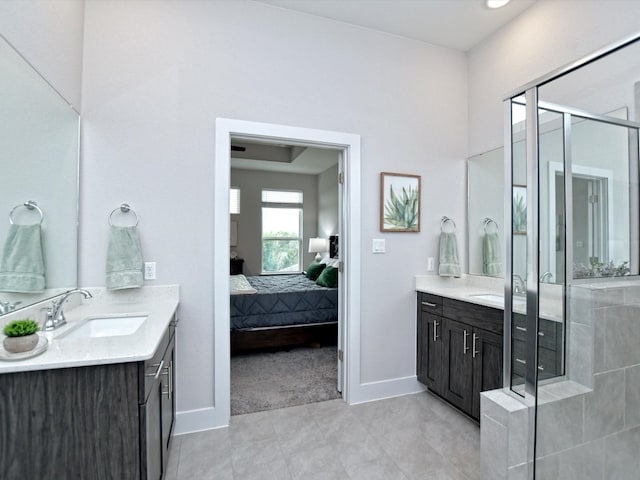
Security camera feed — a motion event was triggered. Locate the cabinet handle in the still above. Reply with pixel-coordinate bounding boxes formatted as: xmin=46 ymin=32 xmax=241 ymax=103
xmin=161 ymin=360 xmax=174 ymax=399
xmin=169 ymin=360 xmax=173 ymax=398
xmin=515 ymin=326 xmax=544 ymax=337
xmin=433 ymin=320 xmax=439 ymax=342
xmin=146 ymin=360 xmax=164 ymax=380
xmin=472 ymin=333 xmax=479 ymax=358
xmin=422 ymin=301 xmax=437 ymax=308
xmin=515 ymin=358 xmax=544 ymax=371
xmin=463 ymin=330 xmax=469 ymax=354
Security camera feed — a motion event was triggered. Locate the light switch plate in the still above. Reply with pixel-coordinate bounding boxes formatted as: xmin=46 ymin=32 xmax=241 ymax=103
xmin=372 ymin=239 xmax=385 ymax=253
xmin=427 ymin=257 xmax=435 ymax=271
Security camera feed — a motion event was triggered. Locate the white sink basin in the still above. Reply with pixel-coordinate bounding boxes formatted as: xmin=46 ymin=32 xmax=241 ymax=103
xmin=470 ymin=293 xmax=505 ymax=303
xmin=59 ymin=313 xmax=148 ymax=339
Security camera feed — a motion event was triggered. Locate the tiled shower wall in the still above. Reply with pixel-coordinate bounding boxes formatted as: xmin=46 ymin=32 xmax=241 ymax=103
xmin=481 ymin=279 xmax=640 ymax=479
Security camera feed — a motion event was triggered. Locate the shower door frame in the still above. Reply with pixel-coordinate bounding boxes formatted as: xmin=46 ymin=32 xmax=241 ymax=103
xmin=503 ymin=31 xmax=640 ymax=480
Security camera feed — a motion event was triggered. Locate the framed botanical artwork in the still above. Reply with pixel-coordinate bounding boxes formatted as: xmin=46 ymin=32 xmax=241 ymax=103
xmin=380 ymin=172 xmax=421 ymax=232
xmin=513 ymin=185 xmax=527 ymax=234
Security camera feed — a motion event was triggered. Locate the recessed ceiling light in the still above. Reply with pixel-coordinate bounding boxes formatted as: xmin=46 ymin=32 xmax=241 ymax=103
xmin=486 ymin=0 xmax=511 ymax=8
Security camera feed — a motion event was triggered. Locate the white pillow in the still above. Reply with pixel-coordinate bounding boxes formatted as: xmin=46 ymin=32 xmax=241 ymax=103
xmin=322 ymin=257 xmax=340 ymax=268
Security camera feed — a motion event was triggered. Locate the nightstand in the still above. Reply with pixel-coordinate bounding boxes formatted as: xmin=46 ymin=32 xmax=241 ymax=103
xmin=230 ymin=258 xmax=244 ymax=275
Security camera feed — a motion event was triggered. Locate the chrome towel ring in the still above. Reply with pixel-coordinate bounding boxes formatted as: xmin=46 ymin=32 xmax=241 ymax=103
xmin=9 ymin=200 xmax=44 ymax=225
xmin=440 ymin=216 xmax=456 ymax=233
xmin=483 ymin=217 xmax=499 ymax=234
xmin=109 ymin=203 xmax=139 ymax=226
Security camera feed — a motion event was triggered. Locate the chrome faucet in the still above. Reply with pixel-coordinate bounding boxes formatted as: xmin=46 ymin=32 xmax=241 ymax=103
xmin=512 ymin=274 xmax=526 ymax=295
xmin=540 ymin=271 xmax=554 ymax=283
xmin=0 ymin=300 xmax=21 ymax=315
xmin=42 ymin=289 xmax=93 ymax=331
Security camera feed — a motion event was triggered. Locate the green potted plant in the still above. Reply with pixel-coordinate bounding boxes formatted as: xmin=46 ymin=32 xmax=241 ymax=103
xmin=3 ymin=319 xmax=40 ymax=353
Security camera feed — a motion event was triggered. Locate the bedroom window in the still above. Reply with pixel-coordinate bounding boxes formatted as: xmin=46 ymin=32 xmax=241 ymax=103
xmin=261 ymin=189 xmax=303 ymax=274
xmin=230 ymin=187 xmax=240 ymax=214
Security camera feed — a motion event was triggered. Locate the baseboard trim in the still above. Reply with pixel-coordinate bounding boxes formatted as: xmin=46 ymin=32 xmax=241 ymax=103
xmin=175 ymin=376 xmax=426 ymax=435
xmin=174 ymin=407 xmax=227 ymax=435
xmin=349 ymin=375 xmax=425 ymax=405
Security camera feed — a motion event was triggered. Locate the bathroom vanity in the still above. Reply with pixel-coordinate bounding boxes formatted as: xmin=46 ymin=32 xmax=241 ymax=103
xmin=0 ymin=288 xmax=179 ymax=480
xmin=417 ymin=290 xmax=502 ymax=420
xmin=416 ymin=276 xmax=563 ymax=421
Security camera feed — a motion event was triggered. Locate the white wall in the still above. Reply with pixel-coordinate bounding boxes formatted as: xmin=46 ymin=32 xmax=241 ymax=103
xmin=230 ymin=169 xmax=319 ymax=275
xmin=79 ymin=0 xmax=468 ymax=418
xmin=0 ymin=0 xmax=84 ymax=108
xmin=468 ymin=0 xmax=640 ymax=157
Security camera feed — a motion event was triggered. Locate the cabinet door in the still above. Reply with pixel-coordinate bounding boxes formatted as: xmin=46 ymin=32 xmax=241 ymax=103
xmin=161 ymin=337 xmax=176 ymax=469
xmin=418 ymin=312 xmax=444 ymax=395
xmin=143 ymin=382 xmax=163 ymax=480
xmin=443 ymin=318 xmax=474 ymax=414
xmin=471 ymin=328 xmax=503 ymax=419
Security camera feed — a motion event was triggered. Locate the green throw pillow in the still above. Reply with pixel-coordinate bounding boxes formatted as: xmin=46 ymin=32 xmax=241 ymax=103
xmin=316 ymin=266 xmax=338 ymax=288
xmin=306 ymin=262 xmax=326 ymax=281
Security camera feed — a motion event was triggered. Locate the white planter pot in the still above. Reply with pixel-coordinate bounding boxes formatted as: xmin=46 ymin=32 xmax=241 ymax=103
xmin=3 ymin=333 xmax=39 ymax=353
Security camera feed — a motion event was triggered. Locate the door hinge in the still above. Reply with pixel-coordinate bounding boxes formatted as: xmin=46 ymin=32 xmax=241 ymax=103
xmin=338 ymin=349 xmax=344 ymax=361
xmin=338 ymin=261 xmax=344 ymax=273
xmin=588 ymin=194 xmax=599 ymax=204
xmin=339 ymin=172 xmax=344 ymax=184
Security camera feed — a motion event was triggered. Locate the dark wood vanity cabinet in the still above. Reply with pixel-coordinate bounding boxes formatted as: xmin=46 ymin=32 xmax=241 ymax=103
xmin=141 ymin=320 xmax=177 ymax=480
xmin=0 ymin=316 xmax=177 ymax=480
xmin=417 ymin=293 xmax=445 ymax=395
xmin=417 ymin=292 xmax=503 ymax=420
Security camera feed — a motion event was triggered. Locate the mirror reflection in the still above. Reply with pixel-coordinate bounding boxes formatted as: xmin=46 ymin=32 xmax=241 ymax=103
xmin=0 ymin=34 xmax=79 ymax=315
xmin=468 ymin=148 xmax=505 ymax=278
xmin=468 ymin=106 xmax=636 ymax=282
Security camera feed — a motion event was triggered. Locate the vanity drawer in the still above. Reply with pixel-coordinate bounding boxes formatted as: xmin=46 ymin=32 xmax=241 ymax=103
xmin=443 ymin=297 xmax=503 ymax=334
xmin=512 ymin=338 xmax=559 ymax=381
xmin=512 ymin=314 xmax=560 ymax=351
xmin=419 ymin=292 xmax=443 ymax=315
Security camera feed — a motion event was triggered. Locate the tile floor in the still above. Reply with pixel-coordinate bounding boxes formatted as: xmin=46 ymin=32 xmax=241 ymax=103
xmin=165 ymin=391 xmax=480 ymax=480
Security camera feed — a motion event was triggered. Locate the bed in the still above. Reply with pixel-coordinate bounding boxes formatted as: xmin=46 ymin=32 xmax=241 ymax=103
xmin=230 ymin=273 xmax=338 ymax=353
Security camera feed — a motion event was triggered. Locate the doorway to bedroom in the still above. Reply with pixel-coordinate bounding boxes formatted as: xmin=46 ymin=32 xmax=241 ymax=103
xmin=229 ymin=142 xmax=342 ymax=415
xmin=214 ymin=118 xmax=362 ymax=425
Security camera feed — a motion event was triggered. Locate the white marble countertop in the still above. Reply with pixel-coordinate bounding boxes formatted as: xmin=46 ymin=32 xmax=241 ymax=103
xmin=0 ymin=286 xmax=179 ymax=374
xmin=415 ymin=275 xmax=563 ymax=322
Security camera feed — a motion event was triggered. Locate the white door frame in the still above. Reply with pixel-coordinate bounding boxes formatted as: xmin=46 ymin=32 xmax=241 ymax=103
xmin=213 ymin=118 xmax=361 ymax=427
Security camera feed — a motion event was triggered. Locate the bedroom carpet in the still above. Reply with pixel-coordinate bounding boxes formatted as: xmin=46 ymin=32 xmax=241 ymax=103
xmin=231 ymin=345 xmax=341 ymax=416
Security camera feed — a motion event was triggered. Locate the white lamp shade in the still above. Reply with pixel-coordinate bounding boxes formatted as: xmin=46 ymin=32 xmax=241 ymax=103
xmin=308 ymin=238 xmax=328 ymax=260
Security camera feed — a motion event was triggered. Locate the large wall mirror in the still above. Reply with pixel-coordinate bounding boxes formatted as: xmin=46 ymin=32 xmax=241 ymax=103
xmin=0 ymin=34 xmax=79 ymax=315
xmin=468 ymin=107 xmax=636 ymax=283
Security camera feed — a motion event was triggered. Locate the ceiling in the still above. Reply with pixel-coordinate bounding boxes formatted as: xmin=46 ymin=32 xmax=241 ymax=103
xmin=254 ymin=0 xmax=537 ymax=52
xmin=231 ymin=139 xmax=340 ymax=174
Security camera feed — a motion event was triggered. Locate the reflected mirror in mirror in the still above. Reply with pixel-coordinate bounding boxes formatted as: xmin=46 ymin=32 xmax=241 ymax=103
xmin=536 ymin=106 xmax=635 ymax=282
xmin=0 ymin=34 xmax=79 ymax=315
xmin=468 ymin=147 xmax=505 ymax=278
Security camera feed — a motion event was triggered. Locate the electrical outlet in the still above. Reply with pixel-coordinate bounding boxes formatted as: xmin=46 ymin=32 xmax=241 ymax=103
xmin=144 ymin=262 xmax=156 ymax=280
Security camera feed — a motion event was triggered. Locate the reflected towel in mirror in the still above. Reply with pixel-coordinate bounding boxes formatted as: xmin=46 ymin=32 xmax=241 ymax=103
xmin=483 ymin=232 xmax=502 ymax=276
xmin=0 ymin=224 xmax=46 ymax=293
